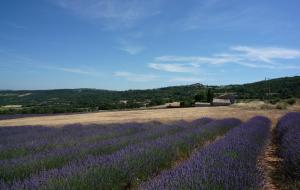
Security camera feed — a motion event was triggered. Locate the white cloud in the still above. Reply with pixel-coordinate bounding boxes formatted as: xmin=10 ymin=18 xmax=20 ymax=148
xmin=114 ymin=71 xmax=158 ymax=82
xmin=149 ymin=46 xmax=300 ymax=72
xmin=167 ymin=77 xmax=203 ymax=83
xmin=178 ymin=0 xmax=271 ymax=32
xmin=0 ymin=50 xmax=104 ymax=77
xmin=231 ymin=46 xmax=300 ymax=63
xmin=117 ymin=38 xmax=145 ymax=55
xmin=148 ymin=63 xmax=197 ymax=73
xmin=114 ymin=71 xmax=132 ymax=77
xmin=155 ymin=55 xmax=240 ymax=65
xmin=53 ymin=0 xmax=163 ymax=29
xmin=53 ymin=67 xmax=93 ymax=75
xmin=120 ymin=45 xmax=144 ymax=55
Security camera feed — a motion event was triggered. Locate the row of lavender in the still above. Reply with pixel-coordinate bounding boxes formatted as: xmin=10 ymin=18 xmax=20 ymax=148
xmin=275 ymin=112 xmax=300 ymax=189
xmin=0 ymin=120 xmax=195 ymax=185
xmin=0 ymin=118 xmax=241 ymax=189
xmin=139 ymin=116 xmax=271 ymax=190
xmin=0 ymin=121 xmax=192 ymax=181
xmin=0 ymin=122 xmax=161 ymax=160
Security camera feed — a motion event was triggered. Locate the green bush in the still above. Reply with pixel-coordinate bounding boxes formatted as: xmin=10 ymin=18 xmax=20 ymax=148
xmin=269 ymin=98 xmax=280 ymax=105
xmin=276 ymin=102 xmax=288 ymax=110
xmin=285 ymin=98 xmax=296 ymax=105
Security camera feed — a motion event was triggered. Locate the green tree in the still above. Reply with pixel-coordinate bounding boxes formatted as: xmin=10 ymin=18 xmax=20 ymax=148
xmin=195 ymin=90 xmax=207 ymax=102
xmin=207 ymin=89 xmax=214 ymax=104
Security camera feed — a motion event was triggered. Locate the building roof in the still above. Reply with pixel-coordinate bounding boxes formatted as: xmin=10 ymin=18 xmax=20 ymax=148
xmin=213 ymin=98 xmax=231 ymax=104
xmin=217 ymin=94 xmax=237 ymax=99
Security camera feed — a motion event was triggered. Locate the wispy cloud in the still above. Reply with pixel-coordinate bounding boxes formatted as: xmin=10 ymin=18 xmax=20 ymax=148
xmin=53 ymin=0 xmax=164 ymax=29
xmin=149 ymin=46 xmax=300 ymax=72
xmin=118 ymin=39 xmax=144 ymax=55
xmin=2 ymin=21 xmax=27 ymax=29
xmin=148 ymin=63 xmax=197 ymax=73
xmin=183 ymin=8 xmax=252 ymax=31
xmin=49 ymin=66 xmax=94 ymax=75
xmin=167 ymin=77 xmax=203 ymax=83
xmin=120 ymin=46 xmax=144 ymax=55
xmin=114 ymin=71 xmax=158 ymax=82
xmin=175 ymin=0 xmax=288 ymax=31
xmin=155 ymin=55 xmax=240 ymax=65
xmin=0 ymin=50 xmax=100 ymax=76
xmin=231 ymin=46 xmax=300 ymax=63
xmin=31 ymin=64 xmax=100 ymax=76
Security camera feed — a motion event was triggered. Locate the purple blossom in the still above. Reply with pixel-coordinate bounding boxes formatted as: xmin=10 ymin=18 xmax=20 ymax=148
xmin=276 ymin=112 xmax=300 ymax=181
xmin=139 ymin=116 xmax=271 ymax=190
xmin=2 ymin=118 xmax=241 ymax=190
xmin=0 ymin=120 xmax=194 ymax=182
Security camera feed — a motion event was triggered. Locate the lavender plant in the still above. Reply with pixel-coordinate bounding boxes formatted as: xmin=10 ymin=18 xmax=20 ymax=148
xmin=275 ymin=112 xmax=300 ymax=189
xmin=139 ymin=116 xmax=271 ymax=190
xmin=1 ymin=118 xmax=240 ymax=190
xmin=0 ymin=120 xmax=196 ymax=182
xmin=0 ymin=122 xmax=151 ymax=160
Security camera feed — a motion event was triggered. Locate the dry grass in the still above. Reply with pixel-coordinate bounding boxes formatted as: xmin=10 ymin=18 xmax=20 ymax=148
xmin=0 ymin=106 xmax=289 ymax=127
xmin=232 ymin=101 xmax=275 ymax=110
xmin=234 ymin=99 xmax=300 ymax=111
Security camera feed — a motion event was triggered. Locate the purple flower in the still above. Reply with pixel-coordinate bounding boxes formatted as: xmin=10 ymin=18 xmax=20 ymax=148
xmin=276 ymin=112 xmax=300 ymax=180
xmin=2 ymin=118 xmax=241 ymax=190
xmin=139 ymin=116 xmax=271 ymax=190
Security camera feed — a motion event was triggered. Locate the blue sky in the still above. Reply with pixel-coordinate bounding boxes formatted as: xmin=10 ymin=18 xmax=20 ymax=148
xmin=1 ymin=0 xmax=300 ymax=90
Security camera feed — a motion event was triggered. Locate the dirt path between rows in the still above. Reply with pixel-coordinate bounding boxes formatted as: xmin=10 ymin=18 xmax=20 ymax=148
xmin=260 ymin=123 xmax=282 ymax=190
xmin=132 ymin=135 xmax=225 ymax=190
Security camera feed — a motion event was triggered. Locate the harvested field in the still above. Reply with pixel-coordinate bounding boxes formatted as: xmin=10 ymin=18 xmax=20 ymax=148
xmin=0 ymin=107 xmax=288 ymax=127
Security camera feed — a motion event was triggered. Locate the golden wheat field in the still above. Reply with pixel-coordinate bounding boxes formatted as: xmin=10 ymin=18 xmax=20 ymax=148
xmin=0 ymin=106 xmax=290 ymax=127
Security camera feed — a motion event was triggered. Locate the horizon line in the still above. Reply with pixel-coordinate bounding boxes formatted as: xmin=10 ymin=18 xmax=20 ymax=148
xmin=1 ymin=75 xmax=299 ymax=92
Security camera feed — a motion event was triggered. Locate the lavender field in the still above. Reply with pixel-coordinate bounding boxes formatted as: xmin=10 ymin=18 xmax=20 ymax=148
xmin=0 ymin=113 xmax=299 ymax=190
xmin=274 ymin=112 xmax=300 ymax=189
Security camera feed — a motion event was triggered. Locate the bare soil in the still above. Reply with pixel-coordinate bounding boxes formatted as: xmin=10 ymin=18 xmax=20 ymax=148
xmin=259 ymin=131 xmax=282 ymax=190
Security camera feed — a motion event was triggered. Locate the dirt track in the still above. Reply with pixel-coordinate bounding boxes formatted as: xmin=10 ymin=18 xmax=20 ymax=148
xmin=0 ymin=107 xmax=288 ymax=127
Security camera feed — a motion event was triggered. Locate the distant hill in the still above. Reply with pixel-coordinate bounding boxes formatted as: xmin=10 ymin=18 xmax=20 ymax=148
xmin=214 ymin=76 xmax=300 ymax=99
xmin=0 ymin=76 xmax=299 ymax=114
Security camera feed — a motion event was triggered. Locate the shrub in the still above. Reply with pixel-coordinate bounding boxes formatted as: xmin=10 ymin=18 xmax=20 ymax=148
xmin=269 ymin=98 xmax=280 ymax=105
xmin=285 ymin=98 xmax=296 ymax=105
xmin=276 ymin=102 xmax=288 ymax=110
